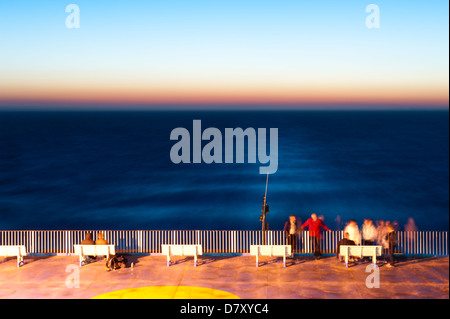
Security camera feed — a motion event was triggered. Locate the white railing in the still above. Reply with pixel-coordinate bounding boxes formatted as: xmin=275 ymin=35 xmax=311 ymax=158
xmin=0 ymin=230 xmax=448 ymax=257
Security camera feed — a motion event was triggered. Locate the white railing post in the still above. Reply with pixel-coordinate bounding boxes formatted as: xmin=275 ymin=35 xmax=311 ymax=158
xmin=138 ymin=230 xmax=143 ymax=254
xmin=196 ymin=230 xmax=200 ymax=247
xmin=31 ymin=231 xmax=35 ymax=255
xmin=66 ymin=231 xmax=70 ymax=255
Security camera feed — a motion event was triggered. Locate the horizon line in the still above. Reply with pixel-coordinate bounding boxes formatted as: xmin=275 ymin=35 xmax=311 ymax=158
xmin=0 ymin=102 xmax=448 ymax=112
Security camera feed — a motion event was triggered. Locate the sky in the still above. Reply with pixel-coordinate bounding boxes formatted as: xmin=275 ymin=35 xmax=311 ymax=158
xmin=0 ymin=0 xmax=448 ymax=109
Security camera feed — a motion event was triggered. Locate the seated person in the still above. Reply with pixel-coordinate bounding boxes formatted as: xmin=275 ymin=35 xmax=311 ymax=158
xmin=95 ymin=233 xmax=110 ymax=261
xmin=337 ymin=232 xmax=356 ymax=262
xmin=80 ymin=233 xmax=95 ymax=245
xmin=95 ymin=233 xmax=109 ymax=245
xmin=344 ymin=220 xmax=361 ymax=245
xmin=80 ymin=233 xmax=95 ymax=262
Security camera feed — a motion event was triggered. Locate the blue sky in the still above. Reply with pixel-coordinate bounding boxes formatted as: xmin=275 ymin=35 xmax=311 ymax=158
xmin=0 ymin=0 xmax=448 ymax=108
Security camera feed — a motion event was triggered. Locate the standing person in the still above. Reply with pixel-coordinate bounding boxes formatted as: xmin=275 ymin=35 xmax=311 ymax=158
xmin=380 ymin=221 xmax=390 ymax=258
xmin=334 ymin=215 xmax=344 ymax=231
xmin=344 ymin=220 xmax=361 ymax=246
xmin=404 ymin=217 xmax=418 ymax=232
xmin=284 ymin=215 xmax=301 ymax=257
xmin=301 ymin=213 xmax=331 ymax=259
xmin=376 ymin=220 xmax=390 ymax=263
xmin=385 ymin=225 xmax=397 ymax=268
xmin=404 ymin=217 xmax=418 ymax=249
xmin=376 ymin=220 xmax=387 ymax=246
xmin=362 ymin=219 xmax=377 ymax=245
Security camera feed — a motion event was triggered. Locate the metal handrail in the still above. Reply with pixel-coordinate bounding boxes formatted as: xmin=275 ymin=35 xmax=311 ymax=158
xmin=0 ymin=230 xmax=448 ymax=257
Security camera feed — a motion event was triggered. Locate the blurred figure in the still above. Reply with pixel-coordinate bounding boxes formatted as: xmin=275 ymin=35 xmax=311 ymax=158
xmin=376 ymin=220 xmax=387 ymax=246
xmin=404 ymin=217 xmax=418 ymax=250
xmin=392 ymin=220 xmax=400 ymax=231
xmin=377 ymin=221 xmax=390 ymax=262
xmin=334 ymin=215 xmax=344 ymax=231
xmin=405 ymin=217 xmax=418 ymax=232
xmin=383 ymin=221 xmax=392 ymax=247
xmin=336 ymin=232 xmax=356 ymax=262
xmin=362 ymin=219 xmax=377 ymax=245
xmin=385 ymin=225 xmax=397 ymax=268
xmin=284 ymin=215 xmax=301 ymax=257
xmin=344 ymin=220 xmax=361 ymax=245
xmin=301 ymin=213 xmax=331 ymax=259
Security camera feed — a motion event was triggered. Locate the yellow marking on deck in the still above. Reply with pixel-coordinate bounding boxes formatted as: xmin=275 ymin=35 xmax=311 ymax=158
xmin=92 ymin=286 xmax=240 ymax=299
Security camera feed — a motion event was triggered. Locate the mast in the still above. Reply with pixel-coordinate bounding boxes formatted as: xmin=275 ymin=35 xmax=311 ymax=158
xmin=260 ymin=172 xmax=270 ymax=243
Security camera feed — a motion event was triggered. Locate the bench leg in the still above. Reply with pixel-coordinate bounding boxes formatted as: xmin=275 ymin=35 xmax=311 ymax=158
xmin=17 ymin=256 xmax=24 ymax=267
xmin=194 ymin=252 xmax=198 ymax=267
xmin=79 ymin=247 xmax=89 ymax=266
xmin=167 ymin=254 xmax=171 ymax=267
xmin=345 ymin=247 xmax=350 ymax=268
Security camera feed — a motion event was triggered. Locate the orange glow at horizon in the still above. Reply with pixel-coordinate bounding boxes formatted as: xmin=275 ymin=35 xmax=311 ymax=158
xmin=0 ymin=82 xmax=448 ymax=108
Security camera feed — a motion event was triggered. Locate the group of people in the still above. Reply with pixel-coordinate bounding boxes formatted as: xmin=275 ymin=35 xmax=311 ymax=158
xmin=81 ymin=217 xmax=407 ymax=269
xmin=284 ymin=214 xmax=400 ymax=267
xmin=80 ymin=232 xmax=110 ymax=265
xmin=338 ymin=219 xmax=397 ymax=267
xmin=80 ymin=232 xmax=128 ymax=271
xmin=283 ymin=213 xmax=330 ymax=260
xmin=80 ymin=232 xmax=109 ymax=246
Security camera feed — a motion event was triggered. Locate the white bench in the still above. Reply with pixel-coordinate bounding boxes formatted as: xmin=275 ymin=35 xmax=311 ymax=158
xmin=340 ymin=245 xmax=382 ymax=268
xmin=161 ymin=245 xmax=202 ymax=267
xmin=250 ymin=245 xmax=291 ymax=267
xmin=73 ymin=245 xmax=115 ymax=267
xmin=0 ymin=245 xmax=27 ymax=267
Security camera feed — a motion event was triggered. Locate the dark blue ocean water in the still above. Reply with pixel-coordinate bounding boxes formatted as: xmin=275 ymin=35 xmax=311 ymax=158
xmin=0 ymin=110 xmax=448 ymax=231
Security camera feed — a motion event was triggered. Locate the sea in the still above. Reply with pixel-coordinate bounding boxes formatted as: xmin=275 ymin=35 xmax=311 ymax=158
xmin=0 ymin=110 xmax=448 ymax=231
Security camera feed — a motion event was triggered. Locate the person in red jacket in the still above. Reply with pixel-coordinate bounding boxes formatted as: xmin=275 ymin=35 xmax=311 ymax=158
xmin=301 ymin=213 xmax=331 ymax=259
